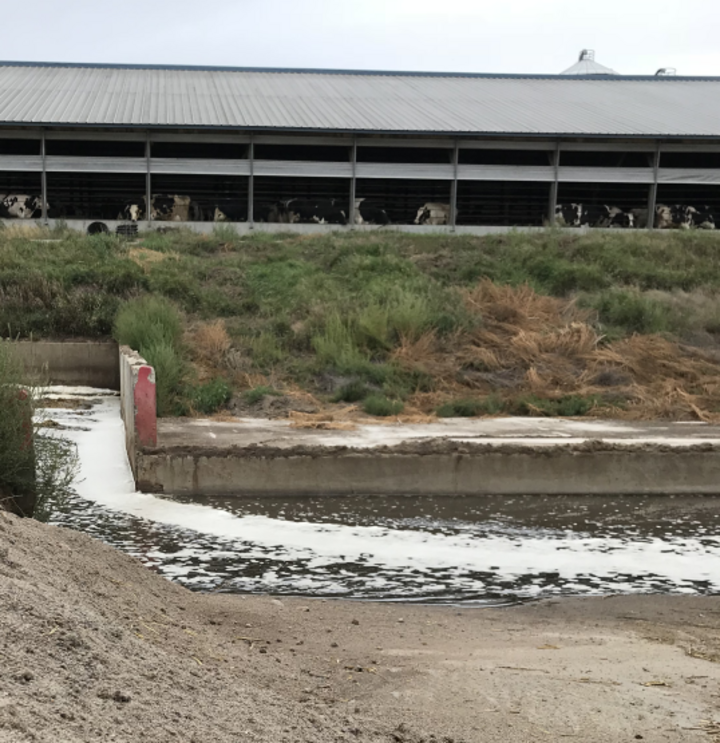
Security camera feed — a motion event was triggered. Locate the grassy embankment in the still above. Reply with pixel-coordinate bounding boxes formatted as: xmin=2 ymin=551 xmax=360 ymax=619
xmin=3 ymin=223 xmax=720 ymax=421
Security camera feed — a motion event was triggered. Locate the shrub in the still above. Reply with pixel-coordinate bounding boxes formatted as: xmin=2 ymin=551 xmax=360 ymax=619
xmin=0 ymin=341 xmax=79 ymax=520
xmin=436 ymin=396 xmax=504 ymax=417
xmin=312 ymin=312 xmax=369 ymax=372
xmin=113 ymin=295 xmax=183 ymax=352
xmin=141 ymin=338 xmax=189 ymax=417
xmin=584 ymin=289 xmax=673 ymax=336
xmin=0 ymin=345 xmax=36 ymax=512
xmin=114 ymin=296 xmax=187 ymax=416
xmin=33 ymin=435 xmax=80 ymax=523
xmin=244 ymin=385 xmax=281 ymax=405
xmin=362 ymin=394 xmax=404 ymax=417
xmin=248 ymin=331 xmax=286 ymax=367
xmin=332 ymin=380 xmax=372 ymax=403
xmin=189 ymin=378 xmax=232 ymax=415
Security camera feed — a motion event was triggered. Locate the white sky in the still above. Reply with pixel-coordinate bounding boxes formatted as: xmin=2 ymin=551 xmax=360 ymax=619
xmin=5 ymin=0 xmax=719 ymax=76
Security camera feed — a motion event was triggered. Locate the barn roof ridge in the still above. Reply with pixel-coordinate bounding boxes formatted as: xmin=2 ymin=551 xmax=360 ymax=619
xmin=3 ymin=61 xmax=720 ymax=137
xmin=0 ymin=59 xmax=718 ymax=81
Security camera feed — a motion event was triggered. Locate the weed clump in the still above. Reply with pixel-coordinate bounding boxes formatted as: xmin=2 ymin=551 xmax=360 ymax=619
xmin=244 ymin=386 xmax=282 ymax=405
xmin=332 ymin=381 xmax=372 ymax=403
xmin=0 ymin=341 xmax=79 ymax=520
xmin=362 ymin=395 xmax=404 ymax=417
xmin=583 ymin=289 xmax=673 ymax=336
xmin=189 ymin=378 xmax=232 ymax=415
xmin=437 ymin=396 xmax=504 ymax=417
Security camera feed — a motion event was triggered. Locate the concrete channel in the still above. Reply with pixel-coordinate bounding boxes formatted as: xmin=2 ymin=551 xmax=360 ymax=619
xmin=138 ymin=417 xmax=720 ymax=497
xmin=14 ymin=341 xmax=720 ymax=497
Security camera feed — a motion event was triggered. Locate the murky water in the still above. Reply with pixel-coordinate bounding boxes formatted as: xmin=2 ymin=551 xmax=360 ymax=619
xmin=42 ymin=390 xmax=720 ymax=604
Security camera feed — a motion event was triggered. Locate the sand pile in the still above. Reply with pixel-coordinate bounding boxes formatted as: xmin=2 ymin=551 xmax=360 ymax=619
xmin=0 ymin=511 xmax=425 ymax=743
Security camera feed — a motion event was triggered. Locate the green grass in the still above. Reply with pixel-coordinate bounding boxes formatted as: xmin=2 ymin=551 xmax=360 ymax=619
xmin=581 ymin=288 xmax=674 ymax=336
xmin=362 ymin=394 xmax=404 ymax=417
xmin=189 ymin=378 xmax=232 ymax=414
xmin=6 ymin=227 xmax=720 ymax=416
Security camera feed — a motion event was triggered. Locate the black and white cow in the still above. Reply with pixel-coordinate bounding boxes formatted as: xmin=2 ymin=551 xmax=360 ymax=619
xmin=655 ymin=204 xmax=687 ymax=229
xmin=554 ymin=204 xmax=634 ymax=228
xmin=554 ymin=203 xmax=584 ymax=227
xmin=654 ymin=204 xmax=716 ymax=229
xmin=0 ymin=194 xmax=45 ymax=219
xmin=213 ymin=201 xmax=247 ymax=222
xmin=119 ymin=195 xmax=203 ymax=222
xmin=414 ymin=203 xmax=451 ymax=226
xmin=688 ymin=206 xmax=715 ymax=230
xmin=354 ymin=198 xmax=390 ymax=225
xmin=283 ymin=198 xmax=347 ymax=225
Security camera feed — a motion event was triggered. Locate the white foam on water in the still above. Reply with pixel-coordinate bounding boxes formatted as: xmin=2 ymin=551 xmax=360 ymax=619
xmin=43 ymin=390 xmax=720 ymax=598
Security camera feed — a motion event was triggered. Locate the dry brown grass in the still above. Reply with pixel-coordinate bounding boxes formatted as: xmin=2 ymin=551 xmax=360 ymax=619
xmin=186 ymin=320 xmax=232 ymax=377
xmin=391 ymin=279 xmax=720 ymax=421
xmin=128 ymin=247 xmax=177 ymax=271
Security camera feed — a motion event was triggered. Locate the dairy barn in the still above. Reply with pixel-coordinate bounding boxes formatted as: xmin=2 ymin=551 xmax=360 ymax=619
xmin=1 ymin=50 xmax=720 ymax=234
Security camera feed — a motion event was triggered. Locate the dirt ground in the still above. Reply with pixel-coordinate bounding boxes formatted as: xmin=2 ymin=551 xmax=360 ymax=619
xmin=1 ymin=510 xmax=719 ymax=743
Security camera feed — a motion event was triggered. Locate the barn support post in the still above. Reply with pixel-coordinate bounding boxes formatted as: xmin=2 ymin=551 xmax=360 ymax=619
xmin=145 ymin=133 xmax=152 ymax=228
xmin=449 ymin=140 xmax=459 ymax=232
xmin=647 ymin=142 xmax=661 ymax=230
xmin=349 ymin=137 xmax=357 ymax=228
xmin=248 ymin=134 xmax=255 ymax=228
xmin=40 ymin=130 xmax=48 ymax=225
xmin=548 ymin=142 xmax=560 ymax=225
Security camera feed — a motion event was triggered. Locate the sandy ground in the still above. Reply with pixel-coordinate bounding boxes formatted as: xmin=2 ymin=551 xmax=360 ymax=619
xmin=1 ymin=510 xmax=719 ymax=743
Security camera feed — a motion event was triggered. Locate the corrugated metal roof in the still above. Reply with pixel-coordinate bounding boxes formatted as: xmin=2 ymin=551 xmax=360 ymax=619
xmin=1 ymin=62 xmax=720 ymax=137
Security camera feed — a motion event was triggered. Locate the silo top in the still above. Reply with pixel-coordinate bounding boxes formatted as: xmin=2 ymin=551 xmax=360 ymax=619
xmin=561 ymin=50 xmax=618 ymax=75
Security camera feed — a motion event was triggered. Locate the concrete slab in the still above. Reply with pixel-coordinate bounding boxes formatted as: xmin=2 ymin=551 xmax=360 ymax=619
xmin=138 ymin=416 xmax=720 ymax=497
xmin=157 ymin=416 xmax=720 ymax=451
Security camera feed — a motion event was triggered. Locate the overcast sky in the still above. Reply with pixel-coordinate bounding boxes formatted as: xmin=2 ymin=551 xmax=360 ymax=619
xmin=4 ymin=0 xmax=719 ymax=76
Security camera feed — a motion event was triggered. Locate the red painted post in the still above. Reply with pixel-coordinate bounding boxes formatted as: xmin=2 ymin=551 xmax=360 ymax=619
xmin=134 ymin=365 xmax=157 ymax=448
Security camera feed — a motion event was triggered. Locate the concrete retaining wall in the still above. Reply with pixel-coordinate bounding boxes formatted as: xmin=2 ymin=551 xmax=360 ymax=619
xmin=135 ymin=446 xmax=720 ymax=497
xmin=4 ymin=218 xmax=669 ymax=237
xmin=13 ymin=340 xmax=121 ymax=389
xmin=119 ymin=346 xmax=157 ymax=475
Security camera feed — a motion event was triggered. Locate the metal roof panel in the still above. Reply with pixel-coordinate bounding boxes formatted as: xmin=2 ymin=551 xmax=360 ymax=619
xmin=0 ymin=62 xmax=719 ymax=137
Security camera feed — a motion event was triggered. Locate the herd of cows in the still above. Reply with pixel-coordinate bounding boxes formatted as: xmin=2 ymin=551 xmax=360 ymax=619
xmin=1 ymin=192 xmax=719 ymax=230
xmin=555 ymin=203 xmax=718 ymax=229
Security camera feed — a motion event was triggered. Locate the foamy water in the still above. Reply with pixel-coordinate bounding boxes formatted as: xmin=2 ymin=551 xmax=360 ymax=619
xmin=41 ymin=389 xmax=720 ymax=603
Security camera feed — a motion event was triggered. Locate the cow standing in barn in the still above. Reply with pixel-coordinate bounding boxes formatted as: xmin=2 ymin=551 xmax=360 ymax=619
xmin=0 ymin=194 xmax=46 ymax=219
xmin=354 ymin=198 xmax=390 ymax=225
xmin=213 ymin=201 xmax=247 ymax=222
xmin=554 ymin=203 xmax=633 ymax=228
xmin=119 ymin=195 xmax=203 ymax=222
xmin=414 ymin=203 xmax=451 ymax=225
xmin=653 ymin=204 xmax=715 ymax=229
xmin=283 ymin=198 xmax=347 ymax=224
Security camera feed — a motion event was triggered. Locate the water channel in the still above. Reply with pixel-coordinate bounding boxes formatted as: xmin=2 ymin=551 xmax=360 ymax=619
xmin=42 ymin=388 xmax=720 ymax=605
